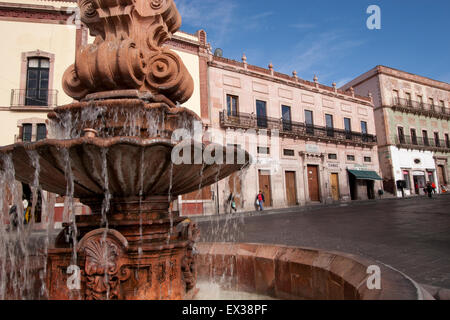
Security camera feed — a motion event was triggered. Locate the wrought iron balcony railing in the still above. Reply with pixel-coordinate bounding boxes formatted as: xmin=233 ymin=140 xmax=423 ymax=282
xmin=391 ymin=97 xmax=450 ymax=118
xmin=220 ymin=111 xmax=377 ymax=146
xmin=10 ymin=89 xmax=58 ymax=108
xmin=395 ymin=134 xmax=450 ymax=152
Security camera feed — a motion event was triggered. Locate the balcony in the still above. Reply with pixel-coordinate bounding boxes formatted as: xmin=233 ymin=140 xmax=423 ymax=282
xmin=220 ymin=111 xmax=377 ymax=147
xmin=395 ymin=134 xmax=450 ymax=153
xmin=11 ymin=89 xmax=58 ymax=108
xmin=390 ymin=97 xmax=450 ymax=120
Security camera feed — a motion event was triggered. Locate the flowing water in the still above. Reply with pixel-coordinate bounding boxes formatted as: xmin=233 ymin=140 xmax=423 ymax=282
xmin=0 ymin=100 xmax=251 ymax=300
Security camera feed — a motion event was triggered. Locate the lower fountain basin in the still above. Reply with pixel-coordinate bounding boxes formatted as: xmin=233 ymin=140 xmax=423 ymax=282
xmin=196 ymin=243 xmax=434 ymax=300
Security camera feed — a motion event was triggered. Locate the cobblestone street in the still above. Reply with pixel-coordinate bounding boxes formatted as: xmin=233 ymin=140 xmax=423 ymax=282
xmin=198 ymin=195 xmax=450 ymax=289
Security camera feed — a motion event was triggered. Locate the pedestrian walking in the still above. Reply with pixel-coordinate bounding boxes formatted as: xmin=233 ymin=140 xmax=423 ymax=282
xmin=431 ymin=182 xmax=436 ymax=194
xmin=228 ymin=193 xmax=237 ymax=213
xmin=256 ymin=191 xmax=265 ymax=211
xmin=426 ymin=183 xmax=433 ymax=198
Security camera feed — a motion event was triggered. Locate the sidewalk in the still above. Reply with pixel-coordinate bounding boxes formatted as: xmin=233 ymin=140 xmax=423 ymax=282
xmin=191 ymin=192 xmax=450 ymax=223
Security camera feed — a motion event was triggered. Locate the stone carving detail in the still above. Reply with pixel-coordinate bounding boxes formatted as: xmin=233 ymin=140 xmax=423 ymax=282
xmin=181 ymin=221 xmax=199 ymax=292
xmin=62 ymin=0 xmax=193 ymax=105
xmin=157 ymin=262 xmax=166 ymax=283
xmin=78 ymin=229 xmax=130 ymax=300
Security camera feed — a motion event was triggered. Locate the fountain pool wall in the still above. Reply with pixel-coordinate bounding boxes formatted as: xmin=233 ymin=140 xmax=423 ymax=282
xmin=196 ymin=243 xmax=434 ymax=300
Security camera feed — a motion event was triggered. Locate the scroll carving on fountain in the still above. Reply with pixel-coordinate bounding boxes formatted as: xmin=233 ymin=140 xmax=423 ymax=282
xmin=63 ymin=0 xmax=194 ymax=106
xmin=0 ymin=0 xmax=250 ymax=300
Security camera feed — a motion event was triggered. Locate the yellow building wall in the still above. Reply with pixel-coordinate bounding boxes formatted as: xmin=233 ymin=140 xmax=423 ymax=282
xmin=0 ymin=112 xmax=47 ymax=146
xmin=0 ymin=20 xmax=77 ymax=107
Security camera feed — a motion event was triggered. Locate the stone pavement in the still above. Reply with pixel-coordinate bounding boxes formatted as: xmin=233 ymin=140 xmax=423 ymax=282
xmin=196 ymin=194 xmax=450 ymax=290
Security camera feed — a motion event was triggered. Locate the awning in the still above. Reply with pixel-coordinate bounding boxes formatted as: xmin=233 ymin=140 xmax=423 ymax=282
xmin=348 ymin=169 xmax=382 ymax=181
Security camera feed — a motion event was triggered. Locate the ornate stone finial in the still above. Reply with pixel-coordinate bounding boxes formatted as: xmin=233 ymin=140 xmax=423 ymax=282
xmin=313 ymin=74 xmax=318 ymax=83
xmin=292 ymin=70 xmax=298 ymax=78
xmin=368 ymin=92 xmax=373 ymax=102
xmin=242 ymin=53 xmax=248 ymax=70
xmin=62 ymin=0 xmax=194 ymax=106
xmin=268 ymin=62 xmax=274 ymax=76
xmin=350 ymin=87 xmax=355 ymax=97
xmin=332 ymin=82 xmax=337 ymax=92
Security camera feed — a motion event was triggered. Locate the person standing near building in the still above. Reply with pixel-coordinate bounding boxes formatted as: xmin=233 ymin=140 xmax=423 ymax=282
xmin=257 ymin=191 xmax=265 ymax=211
xmin=431 ymin=182 xmax=436 ymax=194
xmin=426 ymin=183 xmax=433 ymax=198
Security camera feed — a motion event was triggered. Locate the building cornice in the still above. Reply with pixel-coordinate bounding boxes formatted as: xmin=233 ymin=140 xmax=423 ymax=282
xmin=0 ymin=1 xmax=74 ymax=24
xmin=341 ymin=65 xmax=450 ymax=93
xmin=209 ymin=57 xmax=374 ymax=107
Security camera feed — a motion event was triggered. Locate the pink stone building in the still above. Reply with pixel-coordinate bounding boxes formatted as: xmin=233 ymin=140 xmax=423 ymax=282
xmin=341 ymin=66 xmax=450 ymax=197
xmin=196 ymin=54 xmax=383 ymax=215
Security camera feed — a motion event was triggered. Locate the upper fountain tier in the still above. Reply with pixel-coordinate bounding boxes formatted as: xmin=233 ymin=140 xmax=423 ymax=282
xmin=63 ymin=0 xmax=193 ymax=107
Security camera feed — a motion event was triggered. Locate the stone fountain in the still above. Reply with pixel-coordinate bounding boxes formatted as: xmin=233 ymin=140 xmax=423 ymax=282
xmin=0 ymin=0 xmax=434 ymax=301
xmin=0 ymin=0 xmax=249 ymax=300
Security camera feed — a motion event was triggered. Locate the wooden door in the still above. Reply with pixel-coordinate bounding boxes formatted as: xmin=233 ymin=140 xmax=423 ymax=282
xmin=307 ymin=165 xmax=320 ymax=201
xmin=258 ymin=170 xmax=272 ymax=206
xmin=228 ymin=172 xmax=242 ymax=207
xmin=285 ymin=171 xmax=297 ymax=206
xmin=437 ymin=165 xmax=446 ymax=186
xmin=330 ymin=173 xmax=340 ymax=201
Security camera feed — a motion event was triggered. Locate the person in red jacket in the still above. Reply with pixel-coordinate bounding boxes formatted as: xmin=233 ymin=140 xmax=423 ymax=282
xmin=431 ymin=182 xmax=436 ymax=194
xmin=256 ymin=191 xmax=265 ymax=211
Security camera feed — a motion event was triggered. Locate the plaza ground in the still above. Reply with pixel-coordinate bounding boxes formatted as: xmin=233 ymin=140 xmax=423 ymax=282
xmin=197 ymin=194 xmax=450 ymax=290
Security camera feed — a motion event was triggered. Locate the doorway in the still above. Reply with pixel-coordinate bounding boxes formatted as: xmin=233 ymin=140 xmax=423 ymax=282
xmin=258 ymin=170 xmax=272 ymax=206
xmin=366 ymin=180 xmax=375 ymax=200
xmin=307 ymin=165 xmax=320 ymax=202
xmin=330 ymin=173 xmax=340 ymax=201
xmin=285 ymin=171 xmax=298 ymax=206
xmin=437 ymin=165 xmax=446 ymax=186
xmin=413 ymin=174 xmax=426 ymax=194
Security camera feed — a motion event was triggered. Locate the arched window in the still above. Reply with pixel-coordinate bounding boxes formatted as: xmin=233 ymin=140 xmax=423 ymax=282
xmin=25 ymin=57 xmax=50 ymax=106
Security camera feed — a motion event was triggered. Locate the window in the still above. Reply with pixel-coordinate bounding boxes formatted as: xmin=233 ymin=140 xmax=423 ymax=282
xmin=393 ymin=90 xmax=399 ymax=103
xmin=361 ymin=121 xmax=368 ymax=142
xmin=257 ymin=147 xmax=270 ymax=154
xmin=26 ymin=57 xmax=50 ymax=106
xmin=325 ymin=114 xmax=334 ymax=137
xmin=405 ymin=92 xmax=412 ymax=105
xmin=283 ymin=149 xmax=295 ymax=156
xmin=281 ymin=105 xmax=292 ymax=131
xmin=417 ymin=95 xmax=423 ymax=105
xmin=256 ymin=100 xmax=267 ymax=128
xmin=328 ymin=153 xmax=337 ymax=160
xmin=440 ymin=100 xmax=445 ymax=108
xmin=398 ymin=127 xmax=405 ymax=144
xmin=364 ymin=157 xmax=372 ymax=163
xmin=422 ymin=130 xmax=429 ymax=146
xmin=445 ymin=134 xmax=450 ymax=148
xmin=226 ymin=94 xmax=239 ymax=117
xmin=429 ymin=98 xmax=435 ymax=111
xmin=434 ymin=132 xmax=440 ymax=147
xmin=36 ymin=124 xmax=46 ymax=141
xmin=22 ymin=124 xmax=32 ymax=142
xmin=305 ymin=110 xmax=314 ymax=135
xmin=347 ymin=155 xmax=355 ymax=161
xmin=411 ymin=128 xmax=417 ymax=145
xmin=361 ymin=121 xmax=368 ymax=134
xmin=344 ymin=118 xmax=352 ymax=139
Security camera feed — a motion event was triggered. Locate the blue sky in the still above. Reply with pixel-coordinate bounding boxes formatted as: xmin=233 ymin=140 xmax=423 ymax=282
xmin=175 ymin=0 xmax=450 ymax=87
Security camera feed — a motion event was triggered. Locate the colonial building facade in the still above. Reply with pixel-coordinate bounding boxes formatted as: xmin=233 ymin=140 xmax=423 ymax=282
xmin=199 ymin=54 xmax=383 ymax=215
xmin=341 ymin=66 xmax=450 ymax=197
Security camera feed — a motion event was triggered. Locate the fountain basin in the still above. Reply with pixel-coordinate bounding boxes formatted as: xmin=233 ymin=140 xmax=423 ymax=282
xmin=0 ymin=137 xmax=249 ymax=213
xmin=196 ymin=243 xmax=434 ymax=300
